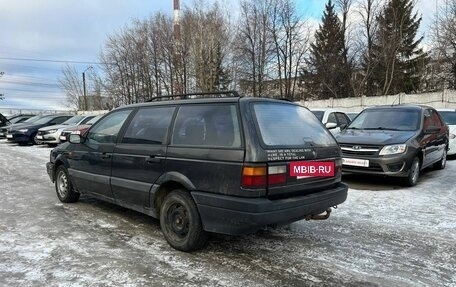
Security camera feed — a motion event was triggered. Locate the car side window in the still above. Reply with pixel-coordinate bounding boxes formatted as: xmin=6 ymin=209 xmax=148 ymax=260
xmin=122 ymin=107 xmax=175 ymax=144
xmin=87 ymin=110 xmax=131 ymax=144
xmin=327 ymin=113 xmax=337 ymax=124
xmin=171 ymin=104 xmax=241 ymax=147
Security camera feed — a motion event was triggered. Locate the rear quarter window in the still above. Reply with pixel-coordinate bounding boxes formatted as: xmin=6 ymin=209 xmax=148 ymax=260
xmin=252 ymin=102 xmax=337 ymax=147
xmin=171 ymin=104 xmax=242 ymax=148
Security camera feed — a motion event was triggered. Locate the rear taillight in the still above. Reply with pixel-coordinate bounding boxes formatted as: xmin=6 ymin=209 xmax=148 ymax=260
xmin=242 ymin=166 xmax=267 ymax=188
xmin=241 ymin=165 xmax=287 ymax=188
xmin=268 ymin=165 xmax=286 ymax=185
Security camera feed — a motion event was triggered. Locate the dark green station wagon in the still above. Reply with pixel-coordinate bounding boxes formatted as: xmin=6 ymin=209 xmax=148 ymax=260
xmin=46 ymin=92 xmax=348 ymax=251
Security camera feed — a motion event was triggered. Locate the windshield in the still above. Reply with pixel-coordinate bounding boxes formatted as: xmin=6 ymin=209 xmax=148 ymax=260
xmin=9 ymin=116 xmax=27 ymax=124
xmin=23 ymin=115 xmax=43 ymax=123
xmin=86 ymin=115 xmax=103 ymax=125
xmin=62 ymin=115 xmax=85 ymax=125
xmin=33 ymin=116 xmax=54 ymax=125
xmin=311 ymin=111 xmax=324 ymax=121
xmin=438 ymin=111 xmax=456 ymax=125
xmin=348 ymin=109 xmax=420 ymax=131
xmin=253 ymin=103 xmax=337 ymax=147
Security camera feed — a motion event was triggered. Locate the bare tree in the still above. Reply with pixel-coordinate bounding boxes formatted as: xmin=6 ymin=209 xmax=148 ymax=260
xmin=269 ymin=0 xmax=310 ymax=100
xmin=59 ymin=64 xmax=84 ymax=111
xmin=431 ymin=0 xmax=456 ymax=89
xmin=235 ymin=0 xmax=276 ymax=97
xmin=353 ymin=0 xmax=381 ymax=96
xmin=184 ymin=1 xmax=230 ymax=92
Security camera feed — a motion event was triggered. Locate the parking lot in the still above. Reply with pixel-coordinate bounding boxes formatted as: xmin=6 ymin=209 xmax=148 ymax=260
xmin=0 ymin=139 xmax=455 ymax=287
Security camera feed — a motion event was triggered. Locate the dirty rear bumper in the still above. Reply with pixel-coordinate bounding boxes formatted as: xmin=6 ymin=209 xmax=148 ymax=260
xmin=192 ymin=182 xmax=348 ymax=235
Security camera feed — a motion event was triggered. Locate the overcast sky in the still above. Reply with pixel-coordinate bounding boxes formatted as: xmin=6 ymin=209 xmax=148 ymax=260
xmin=0 ymin=0 xmax=439 ymax=112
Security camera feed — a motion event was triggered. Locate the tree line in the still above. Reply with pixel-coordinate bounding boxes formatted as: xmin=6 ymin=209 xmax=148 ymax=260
xmin=60 ymin=0 xmax=456 ymax=110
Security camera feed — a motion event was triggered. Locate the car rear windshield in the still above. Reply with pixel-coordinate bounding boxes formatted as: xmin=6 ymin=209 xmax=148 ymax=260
xmin=252 ymin=102 xmax=337 ymax=147
xmin=438 ymin=111 xmax=456 ymax=125
xmin=348 ymin=109 xmax=420 ymax=131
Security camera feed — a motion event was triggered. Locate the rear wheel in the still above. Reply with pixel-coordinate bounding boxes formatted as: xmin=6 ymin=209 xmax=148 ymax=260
xmin=55 ymin=165 xmax=80 ymax=203
xmin=433 ymin=148 xmax=447 ymax=170
xmin=403 ymin=157 xmax=420 ymax=187
xmin=160 ymin=189 xmax=208 ymax=252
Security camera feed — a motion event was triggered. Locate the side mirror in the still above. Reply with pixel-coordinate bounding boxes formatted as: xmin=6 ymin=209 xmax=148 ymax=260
xmin=325 ymin=122 xmax=338 ymax=129
xmin=339 ymin=124 xmax=348 ymax=130
xmin=69 ymin=134 xmax=83 ymax=144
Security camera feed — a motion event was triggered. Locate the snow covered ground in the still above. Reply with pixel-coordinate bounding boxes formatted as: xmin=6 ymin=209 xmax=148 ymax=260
xmin=0 ymin=139 xmax=455 ymax=286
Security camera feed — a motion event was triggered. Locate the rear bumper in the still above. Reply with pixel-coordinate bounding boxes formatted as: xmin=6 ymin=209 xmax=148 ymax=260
xmin=192 ymin=182 xmax=348 ymax=235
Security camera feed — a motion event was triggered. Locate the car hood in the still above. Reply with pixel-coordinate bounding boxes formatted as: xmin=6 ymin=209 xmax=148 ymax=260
xmin=336 ymin=129 xmax=417 ymax=145
xmin=3 ymin=122 xmax=30 ymax=130
xmin=12 ymin=123 xmax=47 ymax=131
xmin=39 ymin=124 xmax=70 ymax=132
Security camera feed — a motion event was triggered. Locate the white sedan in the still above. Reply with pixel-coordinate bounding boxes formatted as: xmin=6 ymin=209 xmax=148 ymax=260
xmin=311 ymin=109 xmax=351 ymax=135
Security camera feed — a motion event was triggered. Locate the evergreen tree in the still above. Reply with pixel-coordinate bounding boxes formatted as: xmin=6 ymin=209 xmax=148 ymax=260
xmin=305 ymin=0 xmax=352 ymax=99
xmin=370 ymin=0 xmax=428 ymax=95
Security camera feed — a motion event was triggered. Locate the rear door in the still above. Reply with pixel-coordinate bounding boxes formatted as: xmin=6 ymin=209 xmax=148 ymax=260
xmin=111 ymin=106 xmax=175 ymax=210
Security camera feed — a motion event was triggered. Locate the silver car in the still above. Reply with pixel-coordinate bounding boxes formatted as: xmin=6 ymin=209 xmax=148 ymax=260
xmin=36 ymin=115 xmax=95 ymax=146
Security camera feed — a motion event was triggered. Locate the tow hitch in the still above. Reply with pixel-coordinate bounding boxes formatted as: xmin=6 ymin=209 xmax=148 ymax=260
xmin=306 ymin=207 xmax=332 ymax=221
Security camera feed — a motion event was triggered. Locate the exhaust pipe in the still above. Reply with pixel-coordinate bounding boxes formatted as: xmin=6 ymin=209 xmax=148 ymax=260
xmin=306 ymin=208 xmax=332 ymax=221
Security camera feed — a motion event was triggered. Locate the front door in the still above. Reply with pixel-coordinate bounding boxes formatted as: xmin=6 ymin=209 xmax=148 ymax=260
xmin=111 ymin=106 xmax=175 ymax=211
xmin=68 ymin=109 xmax=132 ymax=201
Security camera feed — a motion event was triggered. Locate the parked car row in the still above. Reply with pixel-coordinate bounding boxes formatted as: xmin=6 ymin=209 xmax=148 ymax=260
xmin=2 ymin=97 xmax=453 ymax=252
xmin=1 ymin=114 xmax=102 ymax=146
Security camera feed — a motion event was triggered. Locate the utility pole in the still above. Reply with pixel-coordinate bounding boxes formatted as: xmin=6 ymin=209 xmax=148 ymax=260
xmin=82 ymin=66 xmax=92 ymax=111
xmin=0 ymin=72 xmax=4 ymax=100
xmin=173 ymin=0 xmax=183 ymax=94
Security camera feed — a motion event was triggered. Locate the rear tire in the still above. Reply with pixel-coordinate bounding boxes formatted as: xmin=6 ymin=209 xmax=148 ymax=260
xmin=160 ymin=189 xmax=208 ymax=252
xmin=433 ymin=148 xmax=447 ymax=170
xmin=403 ymin=157 xmax=420 ymax=187
xmin=55 ymin=165 xmax=80 ymax=203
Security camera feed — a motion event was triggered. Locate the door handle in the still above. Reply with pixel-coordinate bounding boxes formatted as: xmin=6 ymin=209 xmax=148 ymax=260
xmin=100 ymin=153 xmax=111 ymax=159
xmin=146 ymin=156 xmax=163 ymax=163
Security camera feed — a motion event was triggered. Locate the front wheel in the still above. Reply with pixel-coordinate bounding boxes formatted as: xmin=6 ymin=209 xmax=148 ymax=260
xmin=403 ymin=157 xmax=420 ymax=187
xmin=31 ymin=132 xmax=40 ymax=145
xmin=55 ymin=165 xmax=80 ymax=203
xmin=160 ymin=190 xmax=208 ymax=252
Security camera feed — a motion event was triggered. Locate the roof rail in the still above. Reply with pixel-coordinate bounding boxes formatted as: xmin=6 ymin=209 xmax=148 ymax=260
xmin=147 ymin=91 xmax=242 ymax=102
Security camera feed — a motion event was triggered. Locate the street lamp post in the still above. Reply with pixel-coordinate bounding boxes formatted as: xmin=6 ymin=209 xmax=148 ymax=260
xmin=82 ymin=66 xmax=93 ymax=111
